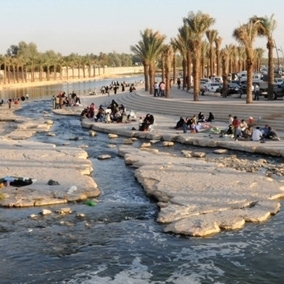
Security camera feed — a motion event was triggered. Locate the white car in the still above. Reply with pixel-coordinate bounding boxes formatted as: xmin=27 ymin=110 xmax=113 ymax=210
xmin=200 ymin=78 xmax=211 ymax=90
xmin=204 ymin=83 xmax=222 ymax=93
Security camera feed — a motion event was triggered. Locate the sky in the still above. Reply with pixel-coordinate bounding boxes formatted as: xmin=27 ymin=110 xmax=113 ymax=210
xmin=1 ymin=0 xmax=284 ymax=59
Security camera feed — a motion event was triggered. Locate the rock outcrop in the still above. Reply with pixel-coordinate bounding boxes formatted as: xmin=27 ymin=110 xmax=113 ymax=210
xmin=118 ymin=145 xmax=284 ymax=237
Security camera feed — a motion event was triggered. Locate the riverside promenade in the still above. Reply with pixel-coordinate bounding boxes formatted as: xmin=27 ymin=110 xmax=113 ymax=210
xmin=1 ymin=84 xmax=284 ymax=237
xmin=80 ymin=85 xmax=284 ymax=237
xmin=80 ymin=85 xmax=284 ymax=158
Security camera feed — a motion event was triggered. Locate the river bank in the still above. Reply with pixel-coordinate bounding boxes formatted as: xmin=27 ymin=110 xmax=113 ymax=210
xmin=1 ymin=82 xmax=284 ymax=282
xmin=0 ymin=72 xmax=143 ymax=92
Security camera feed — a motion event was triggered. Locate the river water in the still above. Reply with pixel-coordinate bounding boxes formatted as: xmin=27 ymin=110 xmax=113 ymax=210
xmin=0 ymin=77 xmax=284 ymax=284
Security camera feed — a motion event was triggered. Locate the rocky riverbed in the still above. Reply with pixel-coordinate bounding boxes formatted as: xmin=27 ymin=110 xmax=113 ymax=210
xmin=1 ymin=102 xmax=284 ymax=237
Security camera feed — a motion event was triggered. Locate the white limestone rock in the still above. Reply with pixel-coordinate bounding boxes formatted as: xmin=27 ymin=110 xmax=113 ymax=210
xmin=41 ymin=209 xmax=52 ymax=216
xmin=192 ymin=151 xmax=206 ymax=158
xmin=181 ymin=150 xmax=192 ymax=158
xmin=164 ymin=216 xmax=221 ymax=237
xmin=45 ymin=120 xmax=53 ymax=125
xmin=123 ymin=138 xmax=133 ymax=145
xmin=213 ymin=149 xmax=228 ymax=154
xmin=141 ymin=142 xmax=151 ymax=148
xmin=107 ymin=144 xmax=117 ymax=148
xmin=108 ymin=133 xmax=118 ymax=139
xmin=97 ymin=154 xmax=111 ymax=160
xmin=150 ymin=140 xmax=160 ymax=144
xmin=140 ymin=148 xmax=159 ymax=153
xmin=89 ymin=130 xmax=97 ymax=137
xmin=56 ymin=207 xmax=73 ymax=215
xmin=163 ymin=141 xmax=174 ymax=147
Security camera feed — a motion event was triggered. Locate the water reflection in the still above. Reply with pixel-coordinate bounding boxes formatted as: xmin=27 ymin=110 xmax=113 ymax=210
xmin=0 ymin=75 xmax=143 ymax=101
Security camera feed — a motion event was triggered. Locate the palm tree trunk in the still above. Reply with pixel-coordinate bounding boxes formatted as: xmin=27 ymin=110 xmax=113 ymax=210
xmin=143 ymin=63 xmax=149 ymax=92
xmin=172 ymin=52 xmax=176 ymax=84
xmin=186 ymin=51 xmax=190 ymax=91
xmin=182 ymin=59 xmax=186 ymax=90
xmin=246 ymin=54 xmax=254 ymax=104
xmin=193 ymin=45 xmax=201 ymax=101
xmin=165 ymin=62 xmax=171 ymax=98
xmin=149 ymin=63 xmax=155 ymax=95
xmin=267 ymin=42 xmax=274 ymax=100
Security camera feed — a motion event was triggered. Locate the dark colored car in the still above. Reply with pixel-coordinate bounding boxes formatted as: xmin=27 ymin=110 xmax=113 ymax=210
xmin=262 ymin=82 xmax=284 ymax=99
xmin=217 ymin=83 xmax=242 ymax=95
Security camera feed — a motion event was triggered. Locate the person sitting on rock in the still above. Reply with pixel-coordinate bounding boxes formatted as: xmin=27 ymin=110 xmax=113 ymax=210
xmin=175 ymin=117 xmax=185 ymax=129
xmin=198 ymin=112 xmax=205 ymax=122
xmin=260 ymin=124 xmax=269 ymax=138
xmin=87 ymin=103 xmax=95 ymax=119
xmin=266 ymin=126 xmax=280 ymax=141
xmin=80 ymin=106 xmax=89 ymax=119
xmin=191 ymin=114 xmax=197 ymax=125
xmin=96 ymin=105 xmax=105 ymax=122
xmin=206 ymin=112 xmax=214 ymax=122
xmin=252 ymin=127 xmax=264 ymax=141
xmin=241 ymin=126 xmax=253 ymax=140
xmin=139 ymin=114 xmax=154 ymax=131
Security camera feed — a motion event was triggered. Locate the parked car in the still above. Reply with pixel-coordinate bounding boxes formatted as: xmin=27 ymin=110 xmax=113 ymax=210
xmin=205 ymin=83 xmax=222 ymax=93
xmin=200 ymin=78 xmax=211 ymax=91
xmin=239 ymin=81 xmax=261 ymax=97
xmin=274 ymin=78 xmax=284 ymax=85
xmin=259 ymin=81 xmax=284 ymax=99
xmin=217 ymin=83 xmax=242 ymax=95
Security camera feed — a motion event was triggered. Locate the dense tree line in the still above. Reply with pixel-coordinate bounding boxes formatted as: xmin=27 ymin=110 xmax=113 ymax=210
xmin=0 ymin=42 xmax=140 ymax=84
xmin=131 ymin=11 xmax=277 ymax=103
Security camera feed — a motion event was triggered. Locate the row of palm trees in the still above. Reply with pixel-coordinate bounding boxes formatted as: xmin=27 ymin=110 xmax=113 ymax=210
xmin=0 ymin=41 xmax=134 ymax=84
xmin=131 ymin=11 xmax=277 ymax=103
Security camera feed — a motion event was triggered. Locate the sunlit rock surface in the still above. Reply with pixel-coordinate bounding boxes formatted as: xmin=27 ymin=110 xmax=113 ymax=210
xmin=118 ymin=145 xmax=284 ymax=237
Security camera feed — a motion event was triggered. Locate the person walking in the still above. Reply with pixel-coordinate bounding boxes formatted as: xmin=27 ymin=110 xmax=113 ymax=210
xmin=177 ymin=78 xmax=181 ymax=89
xmin=253 ymin=84 xmax=260 ymax=101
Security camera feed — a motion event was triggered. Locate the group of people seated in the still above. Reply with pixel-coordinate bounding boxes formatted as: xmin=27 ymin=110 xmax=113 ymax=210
xmin=80 ymin=99 xmax=137 ymax=124
xmin=175 ymin=111 xmax=215 ymax=133
xmin=223 ymin=114 xmax=280 ymax=142
xmin=53 ymin=91 xmax=81 ymax=109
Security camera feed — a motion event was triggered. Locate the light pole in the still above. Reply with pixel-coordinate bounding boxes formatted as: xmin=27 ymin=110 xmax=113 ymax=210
xmin=278 ymin=47 xmax=284 ymax=68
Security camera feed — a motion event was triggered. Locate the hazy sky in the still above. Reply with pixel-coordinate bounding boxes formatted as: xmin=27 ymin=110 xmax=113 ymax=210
xmin=1 ymin=0 xmax=284 ymax=58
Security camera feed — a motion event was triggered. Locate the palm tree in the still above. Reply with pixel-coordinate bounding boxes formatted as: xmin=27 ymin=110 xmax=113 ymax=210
xmin=176 ymin=24 xmax=194 ymax=91
xmin=233 ymin=21 xmax=259 ymax=103
xmin=214 ymin=36 xmax=223 ymax=76
xmin=131 ymin=30 xmax=151 ymax=92
xmin=171 ymin=33 xmax=187 ymax=90
xmin=254 ymin=48 xmax=265 ymax=72
xmin=184 ymin=11 xmax=215 ymax=101
xmin=131 ymin=29 xmax=165 ymax=94
xmin=250 ymin=14 xmax=277 ymax=100
xmin=220 ymin=47 xmax=229 ymax=97
xmin=201 ymin=40 xmax=209 ymax=78
xmin=162 ymin=45 xmax=173 ymax=98
xmin=206 ymin=29 xmax=218 ymax=77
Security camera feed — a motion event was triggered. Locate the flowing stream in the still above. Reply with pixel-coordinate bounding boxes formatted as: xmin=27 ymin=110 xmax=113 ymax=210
xmin=0 ymin=78 xmax=284 ymax=283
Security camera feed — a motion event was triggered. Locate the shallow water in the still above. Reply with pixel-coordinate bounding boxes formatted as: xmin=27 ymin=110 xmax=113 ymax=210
xmin=0 ymin=87 xmax=284 ymax=283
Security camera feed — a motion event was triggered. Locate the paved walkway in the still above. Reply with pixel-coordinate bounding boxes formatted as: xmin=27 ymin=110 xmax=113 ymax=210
xmin=80 ymin=86 xmax=284 ymax=158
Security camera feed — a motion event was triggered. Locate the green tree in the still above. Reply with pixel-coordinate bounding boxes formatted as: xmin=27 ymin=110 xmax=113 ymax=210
xmin=233 ymin=22 xmax=259 ymax=103
xmin=131 ymin=29 xmax=165 ymax=94
xmin=250 ymin=14 xmax=277 ymax=100
xmin=183 ymin=11 xmax=215 ymax=101
xmin=206 ymin=29 xmax=218 ymax=77
xmin=214 ymin=36 xmax=223 ymax=76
